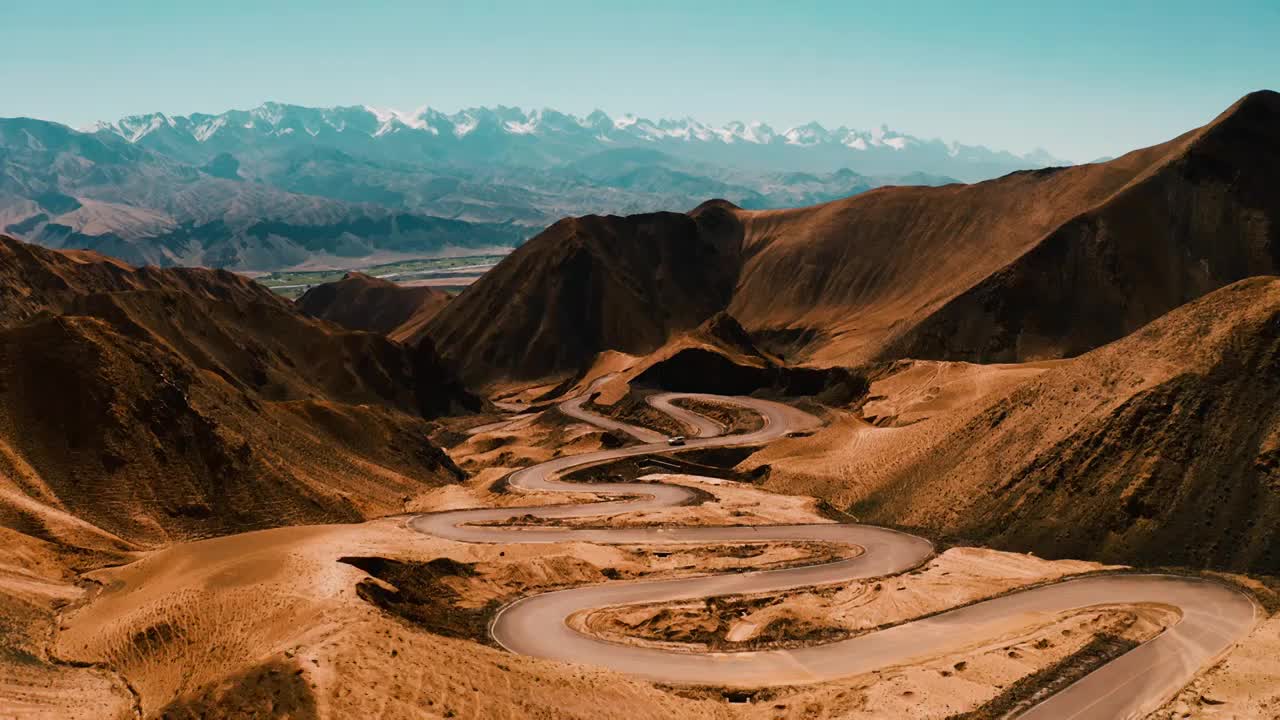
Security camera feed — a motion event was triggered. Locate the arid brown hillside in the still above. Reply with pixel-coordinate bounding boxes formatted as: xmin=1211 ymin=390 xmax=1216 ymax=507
xmin=296 ymin=272 xmax=451 ymax=344
xmin=755 ymin=277 xmax=1280 ymax=573
xmin=0 ymin=233 xmax=272 ymax=328
xmin=885 ymin=90 xmax=1280 ymax=363
xmin=0 ymin=235 xmax=477 ymax=551
xmin=739 ymin=90 xmax=1277 ymax=366
xmin=428 ymin=202 xmax=743 ymax=383
xmin=592 ymin=312 xmax=868 ymax=402
xmin=932 ymin=277 xmax=1280 ymax=572
xmin=429 ymin=91 xmax=1280 ymax=381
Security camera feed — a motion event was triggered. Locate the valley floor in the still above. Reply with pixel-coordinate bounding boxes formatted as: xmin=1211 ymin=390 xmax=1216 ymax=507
xmin=3 ymin=365 xmax=1277 ymax=719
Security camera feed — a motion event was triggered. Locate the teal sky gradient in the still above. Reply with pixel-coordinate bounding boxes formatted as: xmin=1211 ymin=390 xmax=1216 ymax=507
xmin=2 ymin=0 xmax=1277 ymax=161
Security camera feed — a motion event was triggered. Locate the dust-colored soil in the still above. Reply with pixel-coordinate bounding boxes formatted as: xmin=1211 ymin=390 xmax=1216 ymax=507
xmin=38 ymin=516 xmax=1176 ymax=720
xmin=6 ymin=413 xmax=1273 ymax=720
xmin=746 ymin=277 xmax=1280 ymax=574
xmin=342 ymin=542 xmax=851 ymax=645
xmin=584 ymin=392 xmax=686 ymax=437
xmin=155 ymin=657 xmax=318 ymax=719
xmin=727 ymin=606 xmax=1171 ymax=720
xmin=565 ymin=472 xmax=838 ymax=529
xmin=578 ymin=547 xmax=1119 ymax=652
xmin=671 ymin=397 xmax=765 ymax=434
xmin=439 ymin=405 xmax=631 ymax=483
xmin=0 ymin=234 xmax=478 ymax=555
xmin=44 ymin=519 xmax=782 ymax=719
xmin=295 ymin=271 xmax=450 ymax=345
xmin=0 ymin=528 xmax=137 ymax=719
xmin=946 ymin=631 xmax=1140 ymax=720
xmin=861 ymin=359 xmax=1062 ymax=427
xmin=1150 ymin=576 xmax=1280 ymax=719
xmin=10 ymin=414 xmax=1201 ymax=720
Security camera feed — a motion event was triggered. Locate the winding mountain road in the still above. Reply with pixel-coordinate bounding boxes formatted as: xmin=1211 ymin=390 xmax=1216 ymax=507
xmin=409 ymin=392 xmax=1258 ymax=719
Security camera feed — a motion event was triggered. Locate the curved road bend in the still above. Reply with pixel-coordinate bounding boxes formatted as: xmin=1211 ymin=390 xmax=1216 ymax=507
xmin=409 ymin=392 xmax=1258 ymax=719
xmin=559 ymin=378 xmax=729 ymax=443
xmin=644 ymin=393 xmax=726 ymax=439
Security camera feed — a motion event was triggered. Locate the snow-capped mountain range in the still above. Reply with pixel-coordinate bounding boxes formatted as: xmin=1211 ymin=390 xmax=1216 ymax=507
xmin=0 ymin=102 xmax=1068 ymax=271
xmin=91 ymin=103 xmax=928 ymax=148
xmin=89 ymin=102 xmax=1066 ymax=178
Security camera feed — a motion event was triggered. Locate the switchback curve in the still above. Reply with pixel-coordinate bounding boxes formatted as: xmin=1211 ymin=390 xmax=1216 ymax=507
xmin=409 ymin=392 xmax=1257 ymax=719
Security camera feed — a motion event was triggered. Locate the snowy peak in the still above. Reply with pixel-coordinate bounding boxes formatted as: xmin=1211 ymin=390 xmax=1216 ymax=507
xmin=783 ymin=122 xmax=829 ymax=146
xmin=720 ymin=120 xmax=777 ymax=144
xmin=88 ymin=102 xmax=1070 ymax=178
xmin=99 ymin=112 xmax=177 ymax=143
xmin=93 ymin=103 xmax=1050 ymax=156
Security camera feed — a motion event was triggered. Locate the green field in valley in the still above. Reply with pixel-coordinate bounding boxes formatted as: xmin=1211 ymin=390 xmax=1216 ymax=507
xmin=251 ymin=254 xmax=507 ymax=298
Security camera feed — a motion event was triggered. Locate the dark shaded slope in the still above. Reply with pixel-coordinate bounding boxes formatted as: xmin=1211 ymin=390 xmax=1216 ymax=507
xmin=0 ymin=313 xmax=457 ymax=545
xmin=628 ymin=313 xmax=868 ymax=402
xmin=966 ymin=280 xmax=1280 ymax=571
xmin=63 ymin=289 xmax=476 ymax=416
xmin=0 ymin=235 xmax=478 ymax=548
xmin=859 ymin=277 xmax=1280 ymax=573
xmin=885 ymin=90 xmax=1280 ymax=363
xmin=0 ymin=234 xmax=272 ymax=328
xmin=296 ymin=272 xmax=450 ymax=344
xmin=427 ymin=201 xmax=744 ymax=383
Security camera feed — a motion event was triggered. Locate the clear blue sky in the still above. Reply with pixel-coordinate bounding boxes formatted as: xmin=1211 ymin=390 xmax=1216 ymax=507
xmin=2 ymin=0 xmax=1276 ymax=161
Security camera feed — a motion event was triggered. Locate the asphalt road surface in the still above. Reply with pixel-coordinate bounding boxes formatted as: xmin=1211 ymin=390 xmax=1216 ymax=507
xmin=410 ymin=391 xmax=1258 ymax=719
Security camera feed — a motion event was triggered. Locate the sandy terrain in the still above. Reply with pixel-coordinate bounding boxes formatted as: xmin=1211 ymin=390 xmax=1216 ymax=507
xmin=745 ymin=278 xmax=1280 ymax=576
xmin=579 ymin=547 xmax=1121 ymax=650
xmin=4 ymin=388 xmax=1175 ymax=720
xmin=441 ymin=408 xmax=624 ymax=481
xmin=40 ymin=512 xmax=1154 ymax=720
xmin=593 ymin=473 xmax=837 ymax=528
xmin=731 ymin=608 xmax=1172 ymax=720
xmin=1151 ymin=577 xmax=1280 ymax=719
xmin=1 ymin=381 xmax=1270 ymax=719
xmin=0 ymin=529 xmax=136 ymax=719
xmin=43 ymin=480 xmax=853 ymax=720
xmin=861 ymin=359 xmax=1062 ymax=426
xmin=4 ymin=294 xmax=1276 ymax=718
xmin=728 ymin=359 xmax=1051 ymax=517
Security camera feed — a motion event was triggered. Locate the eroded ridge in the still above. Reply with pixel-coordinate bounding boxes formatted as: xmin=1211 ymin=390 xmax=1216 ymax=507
xmin=409 ymin=392 xmax=1258 ymax=719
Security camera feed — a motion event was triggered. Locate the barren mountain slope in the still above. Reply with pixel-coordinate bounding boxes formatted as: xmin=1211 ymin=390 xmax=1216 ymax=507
xmin=429 ymin=92 xmax=1279 ymax=382
xmin=752 ymin=277 xmax=1280 ymax=573
xmin=296 ymin=272 xmax=451 ymax=344
xmin=427 ymin=202 xmax=743 ymax=383
xmin=729 ymin=91 xmax=1279 ymax=364
xmin=564 ymin=311 xmax=788 ymax=409
xmin=0 ymin=235 xmax=476 ymax=550
xmin=726 ymin=153 xmax=1168 ymax=362
xmin=886 ymin=90 xmax=1280 ymax=363
xmin=0 ymin=233 xmax=268 ymax=327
